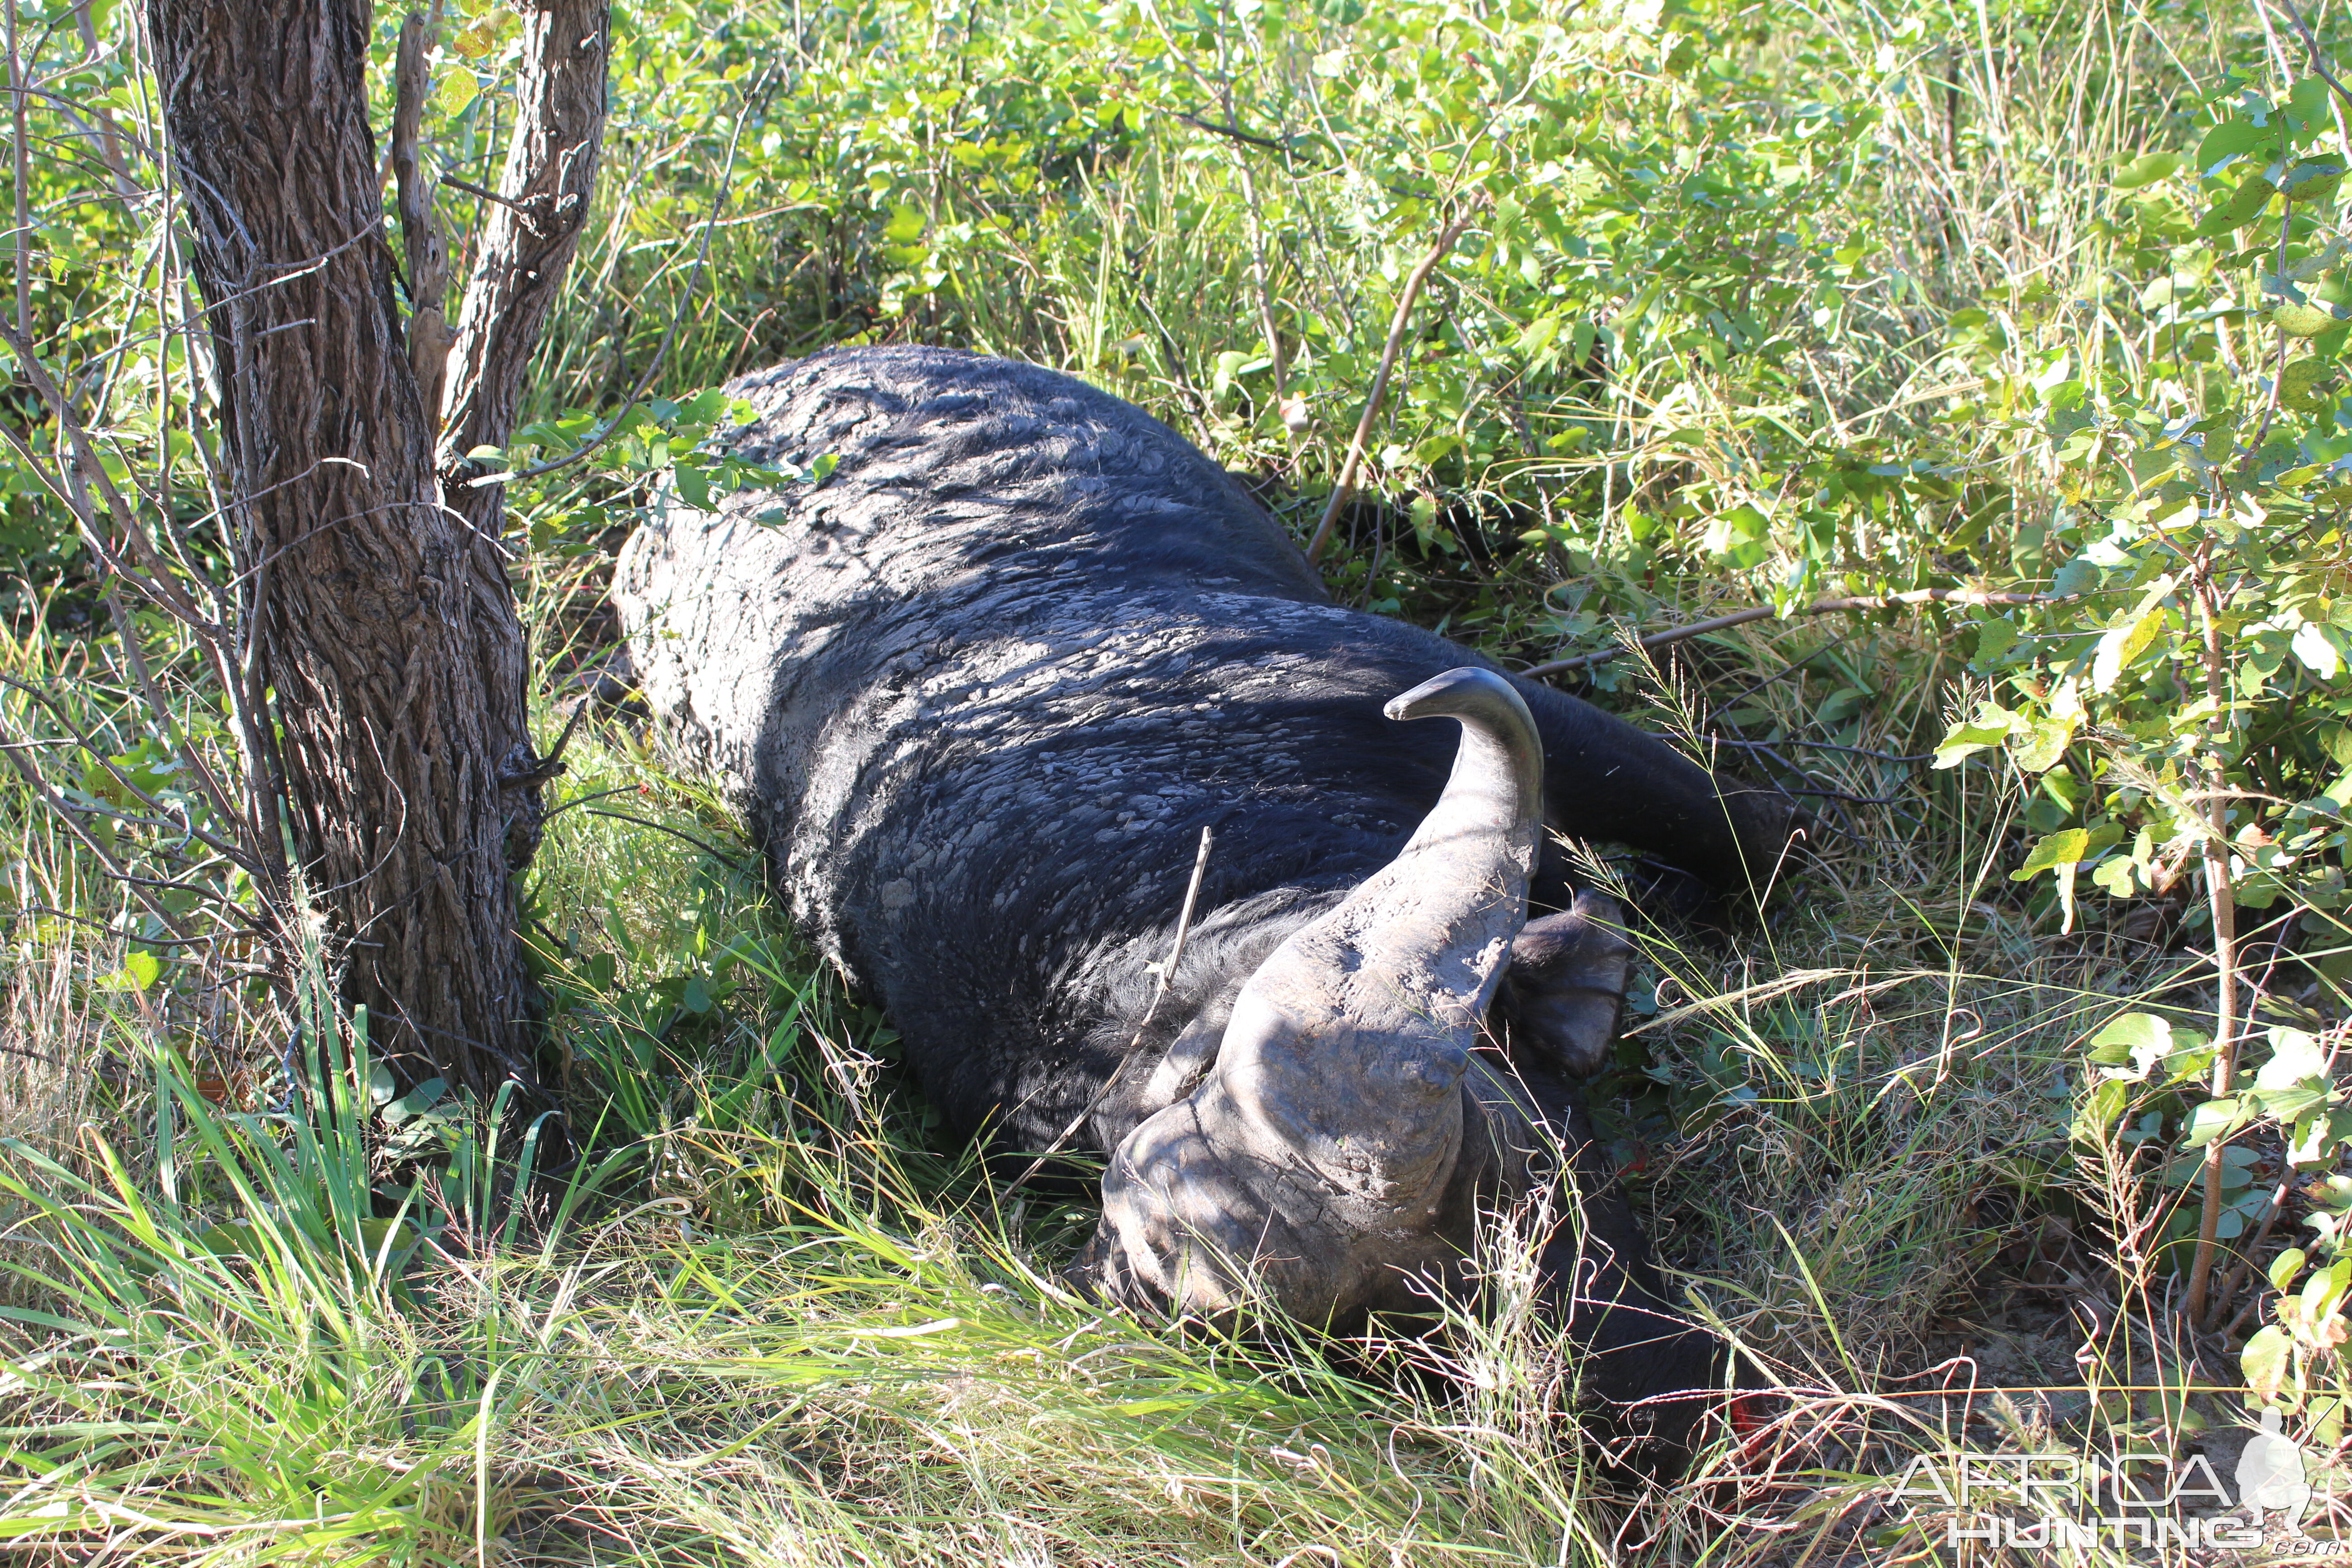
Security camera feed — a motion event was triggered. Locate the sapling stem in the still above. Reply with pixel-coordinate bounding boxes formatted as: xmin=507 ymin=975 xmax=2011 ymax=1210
xmin=2184 ymin=539 xmax=2243 ymax=1328
xmin=1304 ymin=204 xmax=1481 ymax=564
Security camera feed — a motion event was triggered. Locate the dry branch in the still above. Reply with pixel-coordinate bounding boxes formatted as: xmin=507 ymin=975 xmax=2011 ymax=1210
xmin=1304 ymin=203 xmax=1482 ymax=563
xmin=437 ymin=0 xmax=610 ymax=535
xmin=1521 ymin=589 xmax=2057 ymax=679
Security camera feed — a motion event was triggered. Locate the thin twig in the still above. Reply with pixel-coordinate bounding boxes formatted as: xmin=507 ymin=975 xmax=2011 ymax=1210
xmin=0 ymin=676 xmax=251 ymax=866
xmin=0 ymin=316 xmax=215 ymax=628
xmin=2207 ymin=986 xmax=2339 ymax=1328
xmin=1002 ymin=826 xmax=1216 ymax=1196
xmin=1780 ymin=783 xmax=1910 ymax=808
xmin=540 ymin=784 xmax=642 ymax=821
xmin=1524 ymin=590 xmax=2059 ymax=678
xmin=11 ymin=903 xmax=221 ymax=947
xmin=2275 ymin=0 xmax=2352 ymax=116
xmin=8 ymin=0 xmax=29 ymax=341
xmin=2211 ymin=1176 xmax=2298 ymax=1335
xmin=1709 ymin=736 xmax=1935 ymax=764
xmin=578 ymin=808 xmax=755 ymax=875
xmin=0 ymin=736 xmax=193 ymax=941
xmin=1172 ymin=109 xmax=1298 ymax=156
xmin=437 ymin=171 xmax=537 ymax=221
xmin=2185 ymin=541 xmax=2244 ymax=1328
xmin=1304 ymin=204 xmax=1483 ymax=562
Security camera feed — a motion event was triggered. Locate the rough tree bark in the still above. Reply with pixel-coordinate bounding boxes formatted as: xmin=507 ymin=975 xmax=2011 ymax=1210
xmin=147 ymin=0 xmax=608 ymax=1102
xmin=438 ymin=1 xmax=610 ymax=508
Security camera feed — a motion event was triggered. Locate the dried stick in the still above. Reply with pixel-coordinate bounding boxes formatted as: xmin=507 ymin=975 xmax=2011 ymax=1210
xmin=1522 ymin=589 xmax=2057 ymax=678
xmin=1303 ymin=205 xmax=1481 ymax=563
xmin=7 ymin=0 xmax=28 ymax=340
xmin=1002 ymin=826 xmax=1216 ymax=1196
xmin=71 ymin=1 xmax=133 ymax=200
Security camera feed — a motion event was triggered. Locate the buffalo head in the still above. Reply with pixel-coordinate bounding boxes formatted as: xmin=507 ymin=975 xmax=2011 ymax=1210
xmin=1088 ymin=667 xmax=1583 ymax=1321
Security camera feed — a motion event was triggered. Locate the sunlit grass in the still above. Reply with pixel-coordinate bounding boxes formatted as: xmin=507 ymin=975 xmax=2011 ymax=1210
xmin=0 ymin=615 xmax=2227 ymax=1564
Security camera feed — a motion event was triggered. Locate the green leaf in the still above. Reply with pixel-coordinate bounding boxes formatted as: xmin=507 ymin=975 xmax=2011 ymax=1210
xmin=2283 ymin=357 xmax=2337 ymax=410
xmin=2274 ymin=302 xmax=2347 ymax=337
xmin=2013 ymin=828 xmax=2097 ymax=931
xmin=2262 ymin=1084 xmax=2332 ymax=1122
xmin=368 ymin=1062 xmax=397 ymax=1107
xmin=388 ymin=1077 xmax=448 ymax=1126
xmin=673 ymin=462 xmax=714 ymax=510
xmin=358 ymin=1217 xmax=421 ymax=1264
xmin=103 ymin=950 xmax=162 ymax=991
xmin=2293 ymin=76 xmax=2337 ymax=137
xmin=2091 ymin=855 xmax=2141 ymax=897
xmin=2074 ymin=1077 xmax=2132 ymax=1144
xmin=2092 ymin=607 xmax=2166 ymax=692
xmin=2008 ymin=711 xmax=2078 ymax=774
xmin=435 ymin=69 xmax=480 ymax=118
xmin=2285 ymin=159 xmax=2345 ymax=203
xmin=2257 ymin=1027 xmax=2330 ymax=1090
xmin=2089 ymin=1012 xmax=2172 ymax=1080
xmin=2013 ymin=828 xmax=2092 ymax=880
xmin=2198 ymin=168 xmax=2277 ymax=235
xmin=1972 ymin=617 xmax=2018 ymax=662
xmin=2050 ymin=555 xmax=2104 ymax=597
xmin=2113 ymin=151 xmax=2184 ymax=190
xmin=2292 ymin=1106 xmax=2352 ymax=1165
xmin=194 ymin=1220 xmax=267 ymax=1259
xmin=2294 ymin=621 xmax=2343 ymax=680
xmin=2162 ymin=1039 xmax=2218 ymax=1088
xmin=1700 ymin=505 xmax=1771 ymax=569
xmin=2271 ymin=1247 xmax=2310 ymax=1293
xmin=1933 ymin=702 xmax=2017 ymax=769
xmin=2199 ymin=118 xmax=2275 ymax=174
xmin=2243 ymin=1325 xmax=2295 ymax=1402
xmin=2185 ymin=1095 xmax=2251 ymax=1147
xmin=448 ymin=13 xmax=503 ymax=59
xmin=1517 ymin=314 xmax=1563 ymax=359
xmin=1211 ymin=350 xmax=1248 ymax=397
xmin=2311 ymin=1174 xmax=2352 ymax=1216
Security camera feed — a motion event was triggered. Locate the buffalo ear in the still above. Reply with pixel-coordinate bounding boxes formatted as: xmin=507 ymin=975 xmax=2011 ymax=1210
xmin=1494 ymin=889 xmax=1632 ymax=1078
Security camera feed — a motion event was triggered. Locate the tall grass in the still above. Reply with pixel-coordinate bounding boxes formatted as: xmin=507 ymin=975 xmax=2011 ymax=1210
xmin=0 ymin=619 xmax=2224 ymax=1563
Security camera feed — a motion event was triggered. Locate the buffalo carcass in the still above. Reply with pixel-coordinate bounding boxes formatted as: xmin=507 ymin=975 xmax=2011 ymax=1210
xmin=613 ymin=345 xmax=1798 ymax=1467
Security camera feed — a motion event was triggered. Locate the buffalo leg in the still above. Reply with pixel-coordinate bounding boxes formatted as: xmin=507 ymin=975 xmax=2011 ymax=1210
xmin=1509 ymin=676 xmax=1803 ymax=892
xmin=1538 ymin=1093 xmax=1729 ymax=1475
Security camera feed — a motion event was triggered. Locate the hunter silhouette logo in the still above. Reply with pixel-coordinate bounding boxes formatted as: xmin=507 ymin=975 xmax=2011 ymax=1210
xmin=2239 ymin=1407 xmax=2313 ymax=1535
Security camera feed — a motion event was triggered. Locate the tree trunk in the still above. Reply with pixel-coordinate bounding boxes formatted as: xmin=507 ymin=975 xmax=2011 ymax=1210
xmin=147 ymin=0 xmax=607 ymax=1104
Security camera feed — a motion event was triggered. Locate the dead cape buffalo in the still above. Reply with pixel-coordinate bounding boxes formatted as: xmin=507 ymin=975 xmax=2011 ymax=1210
xmin=613 ymin=344 xmax=1798 ymax=1469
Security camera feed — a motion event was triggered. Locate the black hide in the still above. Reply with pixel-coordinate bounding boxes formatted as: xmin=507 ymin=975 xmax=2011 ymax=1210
xmin=615 ymin=344 xmax=1794 ymax=1469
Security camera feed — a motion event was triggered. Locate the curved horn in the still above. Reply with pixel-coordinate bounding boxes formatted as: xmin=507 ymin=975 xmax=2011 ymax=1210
xmin=1087 ymin=668 xmax=1547 ymax=1321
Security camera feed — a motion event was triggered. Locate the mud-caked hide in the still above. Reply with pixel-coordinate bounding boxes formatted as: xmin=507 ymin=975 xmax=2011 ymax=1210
xmin=615 ymin=345 xmax=1798 ymax=1470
